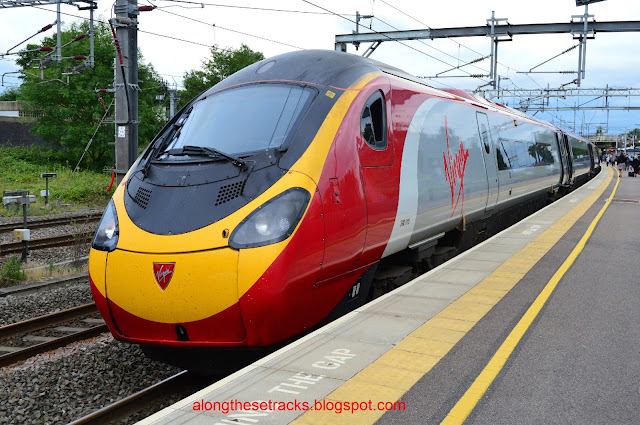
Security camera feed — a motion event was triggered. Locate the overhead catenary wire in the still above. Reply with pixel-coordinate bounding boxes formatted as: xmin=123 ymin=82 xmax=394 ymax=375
xmin=3 ymin=20 xmax=57 ymax=55
xmin=300 ymin=0 xmax=492 ymax=89
xmin=375 ymin=0 xmax=575 ymax=113
xmin=59 ymin=97 xmax=116 ymax=200
xmin=28 ymin=3 xmax=300 ymax=53
xmin=153 ymin=0 xmax=354 ymax=16
xmin=152 ymin=6 xmax=304 ymax=50
xmin=377 ymin=0 xmax=523 ymax=79
xmin=372 ymin=16 xmax=491 ymax=77
xmin=377 ymin=1 xmax=492 ymax=65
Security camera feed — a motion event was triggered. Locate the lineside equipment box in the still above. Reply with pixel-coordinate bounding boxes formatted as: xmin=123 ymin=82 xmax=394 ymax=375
xmin=2 ymin=195 xmax=36 ymax=206
xmin=13 ymin=229 xmax=30 ymax=241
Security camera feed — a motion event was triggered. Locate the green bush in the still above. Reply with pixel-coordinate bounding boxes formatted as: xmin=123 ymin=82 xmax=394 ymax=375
xmin=0 ymin=146 xmax=113 ymax=214
xmin=1 ymin=255 xmax=26 ymax=286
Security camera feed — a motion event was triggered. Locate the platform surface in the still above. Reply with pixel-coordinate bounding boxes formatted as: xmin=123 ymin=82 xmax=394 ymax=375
xmin=137 ymin=167 xmax=639 ymax=425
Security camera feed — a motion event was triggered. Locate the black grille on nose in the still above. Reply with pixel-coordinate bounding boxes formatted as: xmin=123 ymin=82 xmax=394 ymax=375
xmin=215 ymin=181 xmax=245 ymax=206
xmin=133 ymin=187 xmax=152 ymax=209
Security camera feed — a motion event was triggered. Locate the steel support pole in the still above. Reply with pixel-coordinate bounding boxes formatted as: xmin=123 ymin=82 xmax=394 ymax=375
xmin=21 ymin=201 xmax=28 ymax=262
xmin=577 ymin=35 xmax=583 ymax=87
xmin=489 ymin=11 xmax=496 ymax=85
xmin=114 ymin=0 xmax=138 ymax=185
xmin=169 ymin=88 xmax=177 ymax=119
xmin=582 ymin=5 xmax=589 ymax=80
xmin=56 ymin=0 xmax=61 ymax=62
xmin=89 ymin=5 xmax=95 ymax=67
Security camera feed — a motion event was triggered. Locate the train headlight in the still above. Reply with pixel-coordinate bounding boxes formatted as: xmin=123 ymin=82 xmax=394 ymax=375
xmin=229 ymin=188 xmax=310 ymax=249
xmin=91 ymin=200 xmax=119 ymax=252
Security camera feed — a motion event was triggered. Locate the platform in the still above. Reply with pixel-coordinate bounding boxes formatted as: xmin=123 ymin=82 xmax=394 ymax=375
xmin=137 ymin=166 xmax=639 ymax=425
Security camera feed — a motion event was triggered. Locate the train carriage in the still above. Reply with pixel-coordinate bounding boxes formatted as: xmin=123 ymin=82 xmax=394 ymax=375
xmin=89 ymin=50 xmax=598 ymax=364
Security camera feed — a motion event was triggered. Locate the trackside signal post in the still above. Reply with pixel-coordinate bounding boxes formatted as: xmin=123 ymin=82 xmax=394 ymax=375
xmin=112 ymin=0 xmax=139 ymax=185
xmin=40 ymin=173 xmax=57 ymax=206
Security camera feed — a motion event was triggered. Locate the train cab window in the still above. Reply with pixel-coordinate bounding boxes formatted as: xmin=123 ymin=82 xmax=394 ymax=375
xmin=360 ymin=91 xmax=387 ymax=150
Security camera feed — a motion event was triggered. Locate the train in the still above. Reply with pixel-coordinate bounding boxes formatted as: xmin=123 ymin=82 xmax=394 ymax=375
xmin=88 ymin=50 xmax=600 ymax=368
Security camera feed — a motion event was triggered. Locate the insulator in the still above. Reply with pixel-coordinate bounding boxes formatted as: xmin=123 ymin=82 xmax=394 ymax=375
xmin=73 ymin=55 xmax=87 ymax=60
xmin=97 ymin=89 xmax=108 ymax=93
xmin=40 ymin=46 xmax=53 ymax=52
xmin=138 ymin=5 xmax=154 ymax=12
xmin=115 ymin=17 xmax=132 ymax=25
xmin=41 ymin=24 xmax=53 ymax=32
xmin=74 ymin=34 xmax=88 ymax=42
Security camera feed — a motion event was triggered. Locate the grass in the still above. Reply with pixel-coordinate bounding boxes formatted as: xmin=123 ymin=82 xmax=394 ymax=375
xmin=0 ymin=255 xmax=27 ymax=287
xmin=0 ymin=146 xmax=113 ymax=217
xmin=24 ymin=260 xmax=87 ymax=282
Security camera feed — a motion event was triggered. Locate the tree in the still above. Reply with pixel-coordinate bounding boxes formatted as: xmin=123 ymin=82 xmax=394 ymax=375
xmin=12 ymin=20 xmax=165 ymax=170
xmin=0 ymin=86 xmax=20 ymax=101
xmin=181 ymin=44 xmax=264 ymax=104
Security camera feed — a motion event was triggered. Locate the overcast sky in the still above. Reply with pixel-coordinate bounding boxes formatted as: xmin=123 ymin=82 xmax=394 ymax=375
xmin=1 ymin=0 xmax=639 ymax=136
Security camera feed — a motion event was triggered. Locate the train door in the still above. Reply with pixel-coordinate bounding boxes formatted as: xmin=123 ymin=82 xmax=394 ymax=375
xmin=563 ymin=134 xmax=574 ymax=183
xmin=556 ymin=132 xmax=571 ymax=186
xmin=357 ymin=83 xmax=398 ymax=265
xmin=475 ymin=112 xmax=499 ymax=211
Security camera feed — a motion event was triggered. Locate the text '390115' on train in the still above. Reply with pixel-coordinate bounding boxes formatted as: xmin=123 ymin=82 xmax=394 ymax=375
xmin=88 ymin=50 xmax=600 ymax=368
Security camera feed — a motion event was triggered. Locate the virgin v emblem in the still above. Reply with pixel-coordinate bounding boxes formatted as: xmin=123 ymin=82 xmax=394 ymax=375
xmin=442 ymin=115 xmax=470 ymax=218
xmin=153 ymin=262 xmax=175 ymax=290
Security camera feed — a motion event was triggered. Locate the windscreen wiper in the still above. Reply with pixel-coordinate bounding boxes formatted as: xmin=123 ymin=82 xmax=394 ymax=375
xmin=141 ymin=108 xmax=192 ymax=177
xmin=167 ymin=145 xmax=247 ymax=169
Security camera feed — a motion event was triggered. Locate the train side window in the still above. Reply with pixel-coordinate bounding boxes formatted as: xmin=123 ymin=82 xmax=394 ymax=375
xmin=360 ymin=91 xmax=387 ymax=150
xmin=496 ymin=140 xmax=511 ymax=170
xmin=480 ymin=123 xmax=490 ymax=154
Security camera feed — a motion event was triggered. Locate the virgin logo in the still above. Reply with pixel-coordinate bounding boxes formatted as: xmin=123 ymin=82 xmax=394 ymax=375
xmin=442 ymin=116 xmax=470 ymax=218
xmin=153 ymin=262 xmax=175 ymax=290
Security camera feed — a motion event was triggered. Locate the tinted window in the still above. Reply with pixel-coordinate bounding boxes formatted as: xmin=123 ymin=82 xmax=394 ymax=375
xmin=162 ymin=84 xmax=314 ymax=156
xmin=496 ymin=140 xmax=511 ymax=170
xmin=361 ymin=91 xmax=387 ymax=150
xmin=569 ymin=136 xmax=589 ymax=160
xmin=480 ymin=123 xmax=490 ymax=154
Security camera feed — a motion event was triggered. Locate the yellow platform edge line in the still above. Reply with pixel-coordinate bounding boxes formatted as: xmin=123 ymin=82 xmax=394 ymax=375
xmin=290 ymin=168 xmax=613 ymax=425
xmin=441 ymin=169 xmax=619 ymax=425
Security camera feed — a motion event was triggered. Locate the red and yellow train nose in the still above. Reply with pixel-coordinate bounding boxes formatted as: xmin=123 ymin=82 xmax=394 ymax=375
xmin=90 ymin=248 xmax=246 ymax=345
xmin=89 ymin=171 xmax=321 ymax=347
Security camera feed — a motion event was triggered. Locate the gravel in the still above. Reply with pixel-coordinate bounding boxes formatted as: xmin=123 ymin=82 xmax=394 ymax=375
xmin=0 ymin=222 xmax=97 ymax=245
xmin=0 ymin=208 xmax=104 ymax=227
xmin=1 ymin=208 xmax=102 ymax=269
xmin=0 ymin=280 xmax=93 ymax=327
xmin=0 ymin=211 xmax=213 ymax=424
xmin=0 ymin=245 xmax=91 ymax=274
xmin=0 ymin=334 xmax=184 ymax=425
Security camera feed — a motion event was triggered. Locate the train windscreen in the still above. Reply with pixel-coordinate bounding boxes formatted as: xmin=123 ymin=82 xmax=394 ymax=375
xmin=161 ymin=84 xmax=314 ymax=157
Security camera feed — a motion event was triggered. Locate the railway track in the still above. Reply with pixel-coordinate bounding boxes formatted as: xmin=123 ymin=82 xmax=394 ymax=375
xmin=0 ymin=211 xmax=103 ymax=234
xmin=0 ymin=303 xmax=107 ymax=367
xmin=69 ymin=371 xmax=214 ymax=425
xmin=0 ymin=231 xmax=94 ymax=256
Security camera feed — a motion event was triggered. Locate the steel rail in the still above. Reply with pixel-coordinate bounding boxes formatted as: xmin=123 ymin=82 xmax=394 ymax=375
xmin=0 ymin=231 xmax=94 ymax=256
xmin=0 ymin=211 xmax=103 ymax=234
xmin=0 ymin=302 xmax=97 ymax=339
xmin=0 ymin=273 xmax=88 ymax=297
xmin=68 ymin=371 xmax=201 ymax=425
xmin=0 ymin=324 xmax=108 ymax=368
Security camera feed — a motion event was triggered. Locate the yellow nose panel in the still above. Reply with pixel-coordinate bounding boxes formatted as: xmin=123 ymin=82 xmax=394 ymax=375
xmin=105 ymin=248 xmax=238 ymax=323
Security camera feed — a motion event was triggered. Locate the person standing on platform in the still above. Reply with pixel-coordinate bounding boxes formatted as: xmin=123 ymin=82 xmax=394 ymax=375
xmin=633 ymin=155 xmax=640 ymax=176
xmin=616 ymin=151 xmax=627 ymax=177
